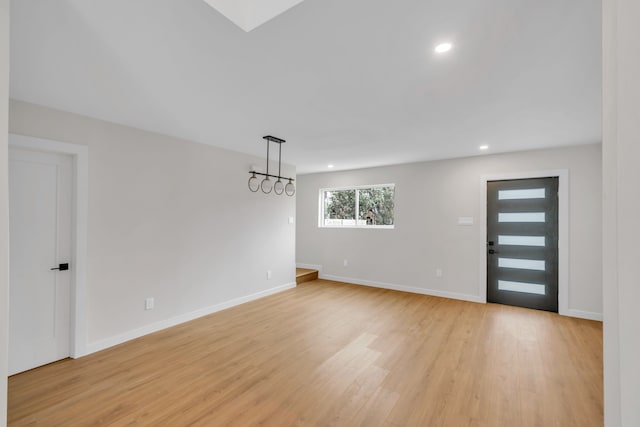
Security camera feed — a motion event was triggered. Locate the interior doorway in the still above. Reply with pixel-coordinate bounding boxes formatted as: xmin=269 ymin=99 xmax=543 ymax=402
xmin=9 ymin=148 xmax=73 ymax=374
xmin=8 ymin=133 xmax=89 ymax=361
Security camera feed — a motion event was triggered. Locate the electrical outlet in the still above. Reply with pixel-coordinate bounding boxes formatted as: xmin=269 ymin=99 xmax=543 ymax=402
xmin=436 ymin=268 xmax=443 ymax=278
xmin=267 ymin=270 xmax=272 ymax=280
xmin=343 ymin=259 xmax=348 ymax=267
xmin=145 ymin=297 xmax=154 ymax=310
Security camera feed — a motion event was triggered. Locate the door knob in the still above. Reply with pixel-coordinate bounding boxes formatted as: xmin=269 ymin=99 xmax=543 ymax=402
xmin=50 ymin=263 xmax=69 ymax=271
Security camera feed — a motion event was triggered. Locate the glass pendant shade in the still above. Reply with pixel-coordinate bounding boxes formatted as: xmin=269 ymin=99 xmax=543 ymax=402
xmin=261 ymin=177 xmax=273 ymax=194
xmin=274 ymin=179 xmax=285 ymax=195
xmin=248 ymin=172 xmax=260 ymax=192
xmin=285 ymin=179 xmax=296 ymax=196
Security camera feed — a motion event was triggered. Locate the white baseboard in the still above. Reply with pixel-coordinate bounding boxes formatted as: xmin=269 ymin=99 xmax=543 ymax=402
xmin=83 ymin=282 xmax=296 ymax=356
xmin=319 ymin=273 xmax=484 ymax=304
xmin=82 ymin=277 xmax=601 ymax=357
xmin=563 ymin=309 xmax=603 ymax=321
xmin=296 ymin=263 xmax=323 ymax=273
xmin=320 ymin=273 xmax=603 ymax=321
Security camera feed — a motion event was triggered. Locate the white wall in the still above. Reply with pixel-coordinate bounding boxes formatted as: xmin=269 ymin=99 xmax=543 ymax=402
xmin=0 ymin=0 xmax=9 ymax=424
xmin=603 ymin=0 xmax=640 ymax=425
xmin=8 ymin=100 xmax=296 ymax=352
xmin=297 ymin=144 xmax=602 ymax=318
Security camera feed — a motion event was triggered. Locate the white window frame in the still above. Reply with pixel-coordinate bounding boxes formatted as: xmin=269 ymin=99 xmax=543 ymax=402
xmin=318 ymin=183 xmax=395 ymax=229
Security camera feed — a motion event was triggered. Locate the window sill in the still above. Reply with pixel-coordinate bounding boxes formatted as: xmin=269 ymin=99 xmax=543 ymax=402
xmin=318 ymin=225 xmax=395 ymax=230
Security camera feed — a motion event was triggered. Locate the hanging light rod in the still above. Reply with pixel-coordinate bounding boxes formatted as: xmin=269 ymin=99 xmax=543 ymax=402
xmin=248 ymin=135 xmax=295 ymax=196
xmin=263 ymin=135 xmax=285 ymax=144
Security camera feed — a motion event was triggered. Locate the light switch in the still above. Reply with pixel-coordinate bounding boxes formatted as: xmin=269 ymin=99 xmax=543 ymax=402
xmin=458 ymin=217 xmax=474 ymax=226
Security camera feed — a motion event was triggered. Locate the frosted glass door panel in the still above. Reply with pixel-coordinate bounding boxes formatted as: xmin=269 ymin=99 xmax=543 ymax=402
xmin=498 ymin=258 xmax=546 ymax=271
xmin=498 ymin=212 xmax=545 ymax=223
xmin=498 ymin=235 xmax=546 ymax=247
xmin=498 ymin=188 xmax=546 ymax=200
xmin=498 ymin=280 xmax=546 ymax=295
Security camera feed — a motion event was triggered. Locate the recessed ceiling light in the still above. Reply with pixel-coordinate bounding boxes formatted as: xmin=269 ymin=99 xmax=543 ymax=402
xmin=479 ymin=145 xmax=489 ymax=150
xmin=328 ymin=164 xmax=334 ymax=169
xmin=435 ymin=43 xmax=453 ymax=53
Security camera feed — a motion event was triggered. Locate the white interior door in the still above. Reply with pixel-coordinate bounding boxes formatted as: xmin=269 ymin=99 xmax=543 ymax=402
xmin=9 ymin=148 xmax=72 ymax=375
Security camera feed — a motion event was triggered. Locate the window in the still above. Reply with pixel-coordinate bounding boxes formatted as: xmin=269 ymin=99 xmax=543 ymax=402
xmin=319 ymin=184 xmax=395 ymax=228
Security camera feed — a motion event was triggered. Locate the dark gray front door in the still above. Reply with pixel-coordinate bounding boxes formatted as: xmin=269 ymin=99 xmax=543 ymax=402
xmin=487 ymin=177 xmax=559 ymax=312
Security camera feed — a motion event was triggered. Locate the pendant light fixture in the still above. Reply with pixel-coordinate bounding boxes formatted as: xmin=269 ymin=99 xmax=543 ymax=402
xmin=248 ymin=136 xmax=295 ymax=197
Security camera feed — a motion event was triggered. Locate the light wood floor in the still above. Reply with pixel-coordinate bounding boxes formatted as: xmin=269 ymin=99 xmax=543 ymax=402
xmin=8 ymin=280 xmax=603 ymax=426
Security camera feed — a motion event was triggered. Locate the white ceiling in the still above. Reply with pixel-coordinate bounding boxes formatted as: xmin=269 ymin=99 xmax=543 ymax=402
xmin=9 ymin=0 xmax=601 ymax=174
xmin=202 ymin=0 xmax=306 ymax=32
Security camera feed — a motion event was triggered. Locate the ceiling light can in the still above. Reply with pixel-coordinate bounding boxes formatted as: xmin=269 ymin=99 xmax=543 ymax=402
xmin=435 ymin=43 xmax=453 ymax=53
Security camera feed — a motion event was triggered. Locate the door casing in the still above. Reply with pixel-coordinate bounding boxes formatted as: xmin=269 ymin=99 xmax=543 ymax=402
xmin=480 ymin=170 xmax=569 ymax=316
xmin=9 ymin=134 xmax=89 ymax=358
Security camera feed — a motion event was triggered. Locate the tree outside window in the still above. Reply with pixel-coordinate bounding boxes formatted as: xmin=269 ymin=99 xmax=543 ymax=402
xmin=321 ymin=185 xmax=395 ymax=228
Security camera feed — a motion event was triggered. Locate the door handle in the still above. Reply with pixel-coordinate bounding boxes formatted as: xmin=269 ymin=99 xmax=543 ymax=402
xmin=50 ymin=263 xmax=69 ymax=271
xmin=488 ymin=249 xmax=499 ymax=255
